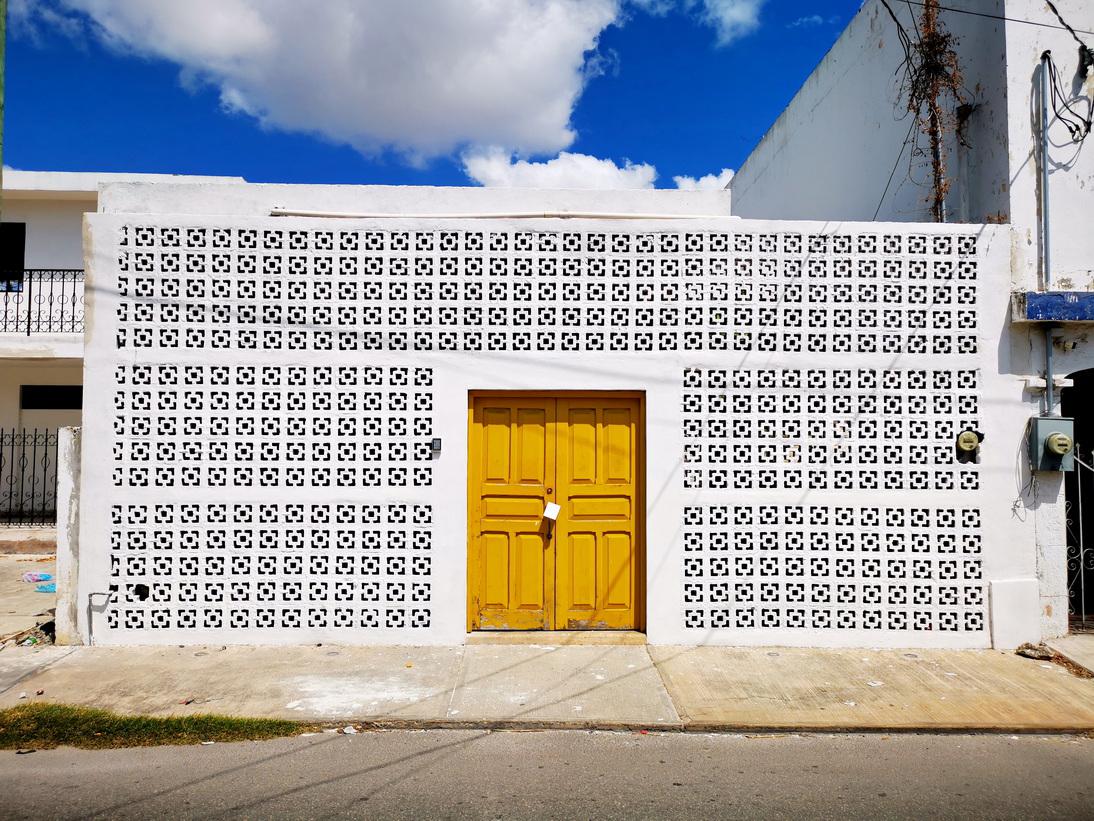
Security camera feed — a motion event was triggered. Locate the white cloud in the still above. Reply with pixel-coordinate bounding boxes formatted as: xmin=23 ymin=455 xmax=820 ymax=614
xmin=463 ymin=149 xmax=657 ymax=189
xmin=25 ymin=0 xmax=620 ymax=161
xmin=787 ymin=13 xmax=839 ymax=28
xmin=691 ymin=0 xmax=764 ymax=45
xmin=630 ymin=0 xmax=764 ymax=45
xmin=673 ymin=167 xmax=734 ymax=190
xmin=20 ymin=0 xmax=765 ymax=162
xmin=787 ymin=14 xmax=824 ymax=28
xmin=9 ymin=0 xmax=87 ymax=42
xmin=464 ymin=150 xmax=737 ymax=193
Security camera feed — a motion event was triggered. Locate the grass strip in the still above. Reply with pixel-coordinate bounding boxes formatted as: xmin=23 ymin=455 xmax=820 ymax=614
xmin=0 ymin=703 xmax=315 ymax=750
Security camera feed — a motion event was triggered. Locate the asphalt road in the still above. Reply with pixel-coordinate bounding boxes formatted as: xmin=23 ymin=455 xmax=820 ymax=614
xmin=2 ymin=730 xmax=1094 ymax=820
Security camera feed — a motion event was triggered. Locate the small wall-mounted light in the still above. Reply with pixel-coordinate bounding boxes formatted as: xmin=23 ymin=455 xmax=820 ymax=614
xmin=431 ymin=438 xmax=442 ymax=454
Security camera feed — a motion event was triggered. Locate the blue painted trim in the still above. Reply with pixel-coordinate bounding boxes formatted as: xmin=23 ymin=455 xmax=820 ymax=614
xmin=1022 ymin=291 xmax=1094 ymax=322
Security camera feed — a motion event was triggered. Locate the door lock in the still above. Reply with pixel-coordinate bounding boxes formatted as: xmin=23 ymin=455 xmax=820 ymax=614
xmin=543 ymin=502 xmax=560 ymax=545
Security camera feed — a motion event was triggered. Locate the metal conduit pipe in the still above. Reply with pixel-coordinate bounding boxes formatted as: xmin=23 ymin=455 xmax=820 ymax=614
xmin=1041 ymin=51 xmax=1053 ymax=290
xmin=1046 ymin=328 xmax=1056 ymax=415
xmin=1040 ymin=51 xmax=1056 ymax=415
xmin=270 ymin=208 xmax=738 ymax=220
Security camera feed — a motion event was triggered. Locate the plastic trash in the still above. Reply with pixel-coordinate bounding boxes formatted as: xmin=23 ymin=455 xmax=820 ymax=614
xmin=21 ymin=573 xmax=52 ymax=583
xmin=35 ymin=583 xmax=56 ymax=593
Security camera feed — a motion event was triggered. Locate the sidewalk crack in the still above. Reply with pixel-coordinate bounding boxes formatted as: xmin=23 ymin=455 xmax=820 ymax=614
xmin=444 ymin=644 xmax=468 ymax=718
xmin=646 ymin=645 xmax=689 ymax=725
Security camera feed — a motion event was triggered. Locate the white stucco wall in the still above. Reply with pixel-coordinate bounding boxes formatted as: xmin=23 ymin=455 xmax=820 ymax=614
xmin=0 ymin=359 xmax=83 ymax=429
xmin=75 ymin=184 xmax=1030 ymax=648
xmin=2 ymin=199 xmax=90 ymax=270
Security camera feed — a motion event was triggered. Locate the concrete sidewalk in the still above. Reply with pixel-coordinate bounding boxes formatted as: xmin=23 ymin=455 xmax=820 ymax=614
xmin=2 ymin=641 xmax=1094 ymax=732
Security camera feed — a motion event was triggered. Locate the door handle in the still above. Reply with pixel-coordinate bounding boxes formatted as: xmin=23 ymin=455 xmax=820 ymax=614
xmin=542 ymin=501 xmax=560 ymax=547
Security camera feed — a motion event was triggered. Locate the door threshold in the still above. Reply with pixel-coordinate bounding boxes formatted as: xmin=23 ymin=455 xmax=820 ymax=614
xmin=467 ymin=631 xmax=647 ymax=646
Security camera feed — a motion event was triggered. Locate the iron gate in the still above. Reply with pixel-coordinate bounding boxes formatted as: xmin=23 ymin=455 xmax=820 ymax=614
xmin=1066 ymin=444 xmax=1094 ymax=630
xmin=0 ymin=429 xmax=59 ymax=525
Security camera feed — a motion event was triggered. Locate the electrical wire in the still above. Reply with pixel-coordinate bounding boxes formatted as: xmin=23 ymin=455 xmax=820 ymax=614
xmin=1045 ymin=0 xmax=1090 ymax=48
xmin=878 ymin=0 xmax=913 ymax=67
xmin=901 ymin=0 xmax=1094 ymax=37
xmin=1045 ymin=52 xmax=1093 ymax=144
xmin=873 ymin=118 xmax=918 ymax=219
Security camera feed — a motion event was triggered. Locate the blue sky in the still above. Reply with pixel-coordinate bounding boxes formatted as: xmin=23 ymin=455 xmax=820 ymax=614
xmin=5 ymin=1 xmax=861 ymax=189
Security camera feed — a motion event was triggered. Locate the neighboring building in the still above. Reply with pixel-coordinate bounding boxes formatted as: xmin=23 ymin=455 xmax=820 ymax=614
xmin=731 ymin=0 xmax=1094 ymax=639
xmin=731 ymin=0 xmax=1093 ymax=285
xmin=0 ymin=171 xmax=243 ymax=528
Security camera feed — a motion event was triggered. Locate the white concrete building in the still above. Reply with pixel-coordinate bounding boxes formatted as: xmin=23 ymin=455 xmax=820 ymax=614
xmin=66 ymin=181 xmax=1023 ymax=649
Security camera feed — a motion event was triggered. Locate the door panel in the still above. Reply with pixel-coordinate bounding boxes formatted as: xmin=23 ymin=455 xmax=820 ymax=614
xmin=554 ymin=398 xmax=639 ymax=629
xmin=470 ymin=398 xmax=554 ymax=629
xmin=469 ymin=394 xmax=641 ymax=631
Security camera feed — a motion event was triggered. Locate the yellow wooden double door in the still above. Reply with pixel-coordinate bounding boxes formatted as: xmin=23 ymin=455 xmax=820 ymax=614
xmin=468 ymin=394 xmax=643 ymax=631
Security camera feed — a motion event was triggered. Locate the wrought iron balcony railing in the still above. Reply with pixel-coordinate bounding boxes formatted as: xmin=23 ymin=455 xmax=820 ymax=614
xmin=0 ymin=269 xmax=85 ymax=335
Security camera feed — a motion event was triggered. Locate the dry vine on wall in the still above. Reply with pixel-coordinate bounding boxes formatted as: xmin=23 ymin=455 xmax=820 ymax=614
xmin=880 ymin=0 xmax=966 ymax=222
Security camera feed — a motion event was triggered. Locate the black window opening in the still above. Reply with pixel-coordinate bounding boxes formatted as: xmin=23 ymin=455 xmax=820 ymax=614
xmin=0 ymin=223 xmax=27 ymax=292
xmin=20 ymin=385 xmax=83 ymax=411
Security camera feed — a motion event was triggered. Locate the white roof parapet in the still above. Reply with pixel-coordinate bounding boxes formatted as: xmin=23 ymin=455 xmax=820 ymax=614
xmin=270 ymin=207 xmax=739 ymax=220
xmin=3 ymin=170 xmax=246 ymax=200
xmin=98 ymin=183 xmax=733 ymax=218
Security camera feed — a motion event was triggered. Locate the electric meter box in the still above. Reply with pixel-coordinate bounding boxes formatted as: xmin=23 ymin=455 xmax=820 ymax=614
xmin=1029 ymin=416 xmax=1076 ymax=472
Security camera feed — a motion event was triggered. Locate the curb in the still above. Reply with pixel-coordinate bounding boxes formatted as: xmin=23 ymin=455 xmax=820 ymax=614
xmin=321 ymin=718 xmax=1094 ymax=735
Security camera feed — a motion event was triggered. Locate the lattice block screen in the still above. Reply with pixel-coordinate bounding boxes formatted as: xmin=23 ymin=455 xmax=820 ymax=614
xmin=109 ymin=502 xmax=432 ymax=631
xmin=682 ymin=505 xmax=984 ymax=632
xmin=111 ymin=364 xmax=433 ymax=489
xmin=104 ymin=361 xmax=435 ymax=636
xmin=683 ymin=367 xmax=980 ymax=492
xmin=115 ymin=226 xmax=977 ymax=355
xmin=88 ymin=219 xmax=986 ymax=642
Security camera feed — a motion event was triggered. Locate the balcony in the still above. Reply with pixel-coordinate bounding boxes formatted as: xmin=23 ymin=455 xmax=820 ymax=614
xmin=0 ymin=270 xmax=85 ymax=335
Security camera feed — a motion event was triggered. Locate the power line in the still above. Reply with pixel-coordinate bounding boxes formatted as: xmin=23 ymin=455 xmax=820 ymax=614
xmin=873 ymin=119 xmax=918 ymax=220
xmin=901 ymin=0 xmax=1094 ymax=38
xmin=1045 ymin=0 xmax=1088 ymax=48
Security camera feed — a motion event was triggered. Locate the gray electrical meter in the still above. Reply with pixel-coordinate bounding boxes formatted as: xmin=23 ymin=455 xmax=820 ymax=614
xmin=1029 ymin=416 xmax=1075 ymax=471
